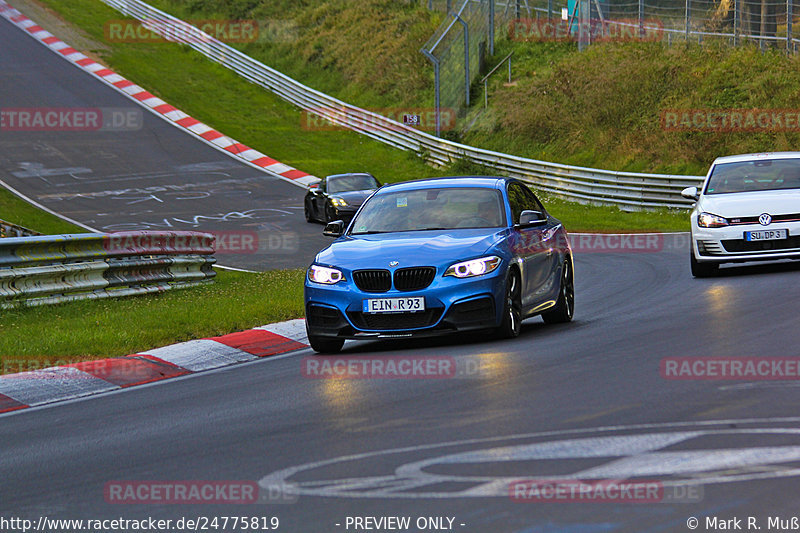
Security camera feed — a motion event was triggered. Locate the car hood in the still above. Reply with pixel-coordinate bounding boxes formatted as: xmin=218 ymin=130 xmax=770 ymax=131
xmin=328 ymin=189 xmax=375 ymax=205
xmin=316 ymin=229 xmax=507 ymax=269
xmin=699 ymin=189 xmax=800 ymax=217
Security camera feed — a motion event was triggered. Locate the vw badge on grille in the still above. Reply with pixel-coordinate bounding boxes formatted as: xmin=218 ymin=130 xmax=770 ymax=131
xmin=759 ymin=213 xmax=772 ymax=226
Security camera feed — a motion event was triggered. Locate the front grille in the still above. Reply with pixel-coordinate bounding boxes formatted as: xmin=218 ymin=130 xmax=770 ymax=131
xmin=348 ymin=308 xmax=443 ymax=330
xmin=721 ymin=235 xmax=800 ymax=253
xmin=393 ymin=267 xmax=436 ymax=291
xmin=353 ymin=269 xmax=391 ymax=292
xmin=728 ymin=213 xmax=800 ymax=225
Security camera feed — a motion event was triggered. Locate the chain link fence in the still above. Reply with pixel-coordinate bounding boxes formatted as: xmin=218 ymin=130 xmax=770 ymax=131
xmin=417 ymin=0 xmax=797 ymax=135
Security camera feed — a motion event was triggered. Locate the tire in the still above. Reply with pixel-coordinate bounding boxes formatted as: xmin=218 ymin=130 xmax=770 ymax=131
xmin=542 ymin=257 xmax=575 ymax=324
xmin=690 ymin=252 xmax=719 ymax=278
xmin=308 ymin=335 xmax=344 ymax=354
xmin=495 ymin=269 xmax=522 ymax=339
xmin=304 ymin=200 xmax=314 ymax=223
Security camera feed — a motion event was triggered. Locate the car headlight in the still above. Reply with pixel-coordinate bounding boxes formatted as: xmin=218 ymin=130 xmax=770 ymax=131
xmin=444 ymin=256 xmax=501 ymax=278
xmin=697 ymin=212 xmax=729 ymax=228
xmin=308 ymin=265 xmax=345 ymax=284
xmin=330 ymin=197 xmax=348 ymax=208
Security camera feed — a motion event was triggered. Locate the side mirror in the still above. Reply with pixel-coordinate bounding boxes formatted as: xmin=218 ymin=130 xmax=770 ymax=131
xmin=323 ymin=220 xmax=344 ymax=237
xmin=681 ymin=186 xmax=699 ymax=200
xmin=517 ymin=210 xmax=546 ymax=227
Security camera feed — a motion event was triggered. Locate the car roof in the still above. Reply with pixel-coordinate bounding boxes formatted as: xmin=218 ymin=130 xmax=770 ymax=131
xmin=712 ymin=152 xmax=800 ymax=165
xmin=325 ymin=172 xmax=375 ymax=179
xmin=376 ymin=176 xmax=508 ymax=192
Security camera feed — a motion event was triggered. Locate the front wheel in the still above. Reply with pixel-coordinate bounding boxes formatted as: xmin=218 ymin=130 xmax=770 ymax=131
xmin=495 ymin=269 xmax=522 ymax=339
xmin=304 ymin=200 xmax=314 ymax=223
xmin=690 ymin=252 xmax=719 ymax=278
xmin=542 ymin=257 xmax=574 ymax=324
xmin=308 ymin=335 xmax=344 ymax=354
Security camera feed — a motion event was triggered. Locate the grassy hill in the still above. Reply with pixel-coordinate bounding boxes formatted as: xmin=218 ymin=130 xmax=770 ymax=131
xmin=150 ymin=0 xmax=800 ymax=175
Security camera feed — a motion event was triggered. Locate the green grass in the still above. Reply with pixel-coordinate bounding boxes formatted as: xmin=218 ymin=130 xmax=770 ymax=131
xmin=0 ymin=186 xmax=84 ymax=235
xmin=138 ymin=0 xmax=800 ymax=176
xmin=0 ymin=268 xmax=305 ymax=371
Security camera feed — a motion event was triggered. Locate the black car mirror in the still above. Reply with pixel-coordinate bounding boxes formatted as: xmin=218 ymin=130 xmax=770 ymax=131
xmin=323 ymin=220 xmax=345 ymax=237
xmin=517 ymin=210 xmax=546 ymax=227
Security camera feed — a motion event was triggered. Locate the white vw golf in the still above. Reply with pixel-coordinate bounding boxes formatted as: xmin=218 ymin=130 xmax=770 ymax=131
xmin=682 ymin=152 xmax=800 ymax=277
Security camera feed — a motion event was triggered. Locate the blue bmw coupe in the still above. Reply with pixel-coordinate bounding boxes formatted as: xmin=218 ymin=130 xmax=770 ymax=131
xmin=304 ymin=177 xmax=574 ymax=353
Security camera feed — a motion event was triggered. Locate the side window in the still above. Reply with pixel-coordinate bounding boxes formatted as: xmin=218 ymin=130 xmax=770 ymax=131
xmin=507 ymin=183 xmax=527 ymax=224
xmin=520 ymin=184 xmax=546 ymax=215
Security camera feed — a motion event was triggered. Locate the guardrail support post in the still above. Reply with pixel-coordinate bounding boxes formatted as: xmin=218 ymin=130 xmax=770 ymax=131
xmin=733 ymin=0 xmax=739 ymax=46
xmin=788 ymin=0 xmax=793 ymax=52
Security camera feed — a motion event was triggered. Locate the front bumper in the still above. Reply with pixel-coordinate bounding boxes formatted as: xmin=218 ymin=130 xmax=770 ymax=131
xmin=329 ymin=206 xmax=357 ymax=222
xmin=691 ymin=220 xmax=800 ymax=263
xmin=304 ymin=268 xmax=505 ymax=339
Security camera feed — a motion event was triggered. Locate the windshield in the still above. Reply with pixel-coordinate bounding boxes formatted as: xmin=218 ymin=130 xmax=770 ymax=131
xmin=349 ymin=187 xmax=506 ymax=234
xmin=705 ymin=159 xmax=800 ymax=194
xmin=327 ymin=175 xmax=379 ymax=194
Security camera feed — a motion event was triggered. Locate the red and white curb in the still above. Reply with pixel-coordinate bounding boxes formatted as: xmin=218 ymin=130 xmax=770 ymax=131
xmin=0 ymin=319 xmax=309 ymax=414
xmin=0 ymin=0 xmax=320 ymax=189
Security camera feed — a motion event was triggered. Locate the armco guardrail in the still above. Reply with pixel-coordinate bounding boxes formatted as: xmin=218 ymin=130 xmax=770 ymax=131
xmin=0 ymin=219 xmax=40 ymax=238
xmin=101 ymin=0 xmax=704 ymax=208
xmin=0 ymin=231 xmax=216 ymax=308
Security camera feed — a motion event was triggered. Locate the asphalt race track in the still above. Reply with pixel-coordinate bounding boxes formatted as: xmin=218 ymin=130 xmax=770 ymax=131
xmin=0 ymin=15 xmax=328 ymax=271
xmin=3 ymin=235 xmax=800 ymax=531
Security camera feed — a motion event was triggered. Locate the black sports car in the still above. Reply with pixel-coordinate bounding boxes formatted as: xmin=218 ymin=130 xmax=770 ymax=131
xmin=304 ymin=173 xmax=380 ymax=224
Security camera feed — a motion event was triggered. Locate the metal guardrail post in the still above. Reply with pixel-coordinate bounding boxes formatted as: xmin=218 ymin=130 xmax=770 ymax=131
xmin=547 ymin=0 xmax=553 ymax=21
xmin=788 ymin=0 xmax=793 ymax=52
xmin=733 ymin=0 xmax=739 ymax=46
